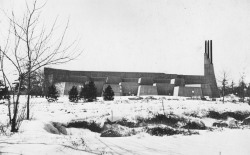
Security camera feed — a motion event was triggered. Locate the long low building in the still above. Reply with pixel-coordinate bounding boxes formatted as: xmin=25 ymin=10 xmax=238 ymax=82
xmin=44 ymin=40 xmax=220 ymax=98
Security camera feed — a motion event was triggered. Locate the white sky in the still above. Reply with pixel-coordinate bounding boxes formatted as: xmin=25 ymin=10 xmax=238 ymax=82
xmin=1 ymin=0 xmax=250 ymax=84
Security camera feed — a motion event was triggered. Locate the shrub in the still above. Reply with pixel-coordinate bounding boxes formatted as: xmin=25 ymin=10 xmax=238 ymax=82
xmin=105 ymin=118 xmax=137 ymax=128
xmin=68 ymin=86 xmax=79 ymax=102
xmin=221 ymin=111 xmax=250 ymax=121
xmin=206 ymin=111 xmax=225 ymax=119
xmin=79 ymin=81 xmax=97 ymax=102
xmin=103 ymin=85 xmax=114 ymax=101
xmin=183 ymin=120 xmax=206 ymax=130
xmin=212 ymin=121 xmax=228 ymax=127
xmin=144 ymin=114 xmax=184 ymax=127
xmin=30 ymin=86 xmax=44 ymax=97
xmin=67 ymin=120 xmax=102 ymax=133
xmin=52 ymin=122 xmax=67 ymax=135
xmin=0 ymin=86 xmax=10 ymax=100
xmin=46 ymin=84 xmax=59 ymax=102
xmin=100 ymin=129 xmax=122 ymax=137
xmin=146 ymin=126 xmax=180 ymax=136
xmin=207 ymin=110 xmax=250 ymax=121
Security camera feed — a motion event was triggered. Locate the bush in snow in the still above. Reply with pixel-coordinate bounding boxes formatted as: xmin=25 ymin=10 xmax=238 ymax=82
xmin=207 ymin=110 xmax=250 ymax=121
xmin=206 ymin=111 xmax=225 ymax=120
xmin=79 ymin=81 xmax=97 ymax=102
xmin=146 ymin=126 xmax=180 ymax=136
xmin=212 ymin=121 xmax=228 ymax=127
xmin=243 ymin=117 xmax=250 ymax=125
xmin=222 ymin=111 xmax=250 ymax=121
xmin=68 ymin=86 xmax=79 ymax=102
xmin=67 ymin=120 xmax=102 ymax=133
xmin=46 ymin=84 xmax=59 ymax=102
xmin=183 ymin=120 xmax=206 ymax=130
xmin=105 ymin=118 xmax=138 ymax=128
xmin=103 ymin=85 xmax=114 ymax=101
xmin=52 ymin=122 xmax=67 ymax=135
xmin=0 ymin=86 xmax=10 ymax=100
xmin=144 ymin=114 xmax=185 ymax=127
xmin=100 ymin=129 xmax=122 ymax=137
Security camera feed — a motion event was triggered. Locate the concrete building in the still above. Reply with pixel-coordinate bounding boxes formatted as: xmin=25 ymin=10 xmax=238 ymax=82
xmin=44 ymin=40 xmax=220 ymax=98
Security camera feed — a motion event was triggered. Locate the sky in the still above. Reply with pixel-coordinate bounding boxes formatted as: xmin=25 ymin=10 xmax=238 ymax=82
xmin=1 ymin=0 xmax=250 ymax=85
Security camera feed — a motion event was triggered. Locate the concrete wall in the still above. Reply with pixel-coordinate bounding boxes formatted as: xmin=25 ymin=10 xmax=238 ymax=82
xmin=106 ymin=76 xmax=122 ymax=84
xmin=55 ymin=82 xmax=65 ymax=96
xmin=204 ymin=53 xmax=220 ymax=98
xmin=91 ymin=77 xmax=107 ymax=82
xmin=153 ymin=78 xmax=171 ymax=83
xmin=55 ymin=82 xmax=83 ymax=95
xmin=44 ymin=49 xmax=220 ymax=99
xmin=173 ymin=86 xmax=203 ymax=97
xmin=170 ymin=78 xmax=185 ymax=86
xmin=137 ymin=85 xmax=158 ymax=96
xmin=177 ymin=75 xmax=205 ymax=84
xmin=122 ymin=78 xmax=139 ymax=83
xmin=138 ymin=77 xmax=154 ymax=85
xmin=69 ymin=75 xmax=89 ymax=83
xmin=120 ymin=82 xmax=139 ymax=96
xmin=201 ymin=84 xmax=212 ymax=97
xmin=64 ymin=82 xmax=83 ymax=95
xmin=154 ymin=83 xmax=175 ymax=95
xmin=94 ymin=81 xmax=105 ymax=97
xmin=44 ymin=68 xmax=178 ymax=84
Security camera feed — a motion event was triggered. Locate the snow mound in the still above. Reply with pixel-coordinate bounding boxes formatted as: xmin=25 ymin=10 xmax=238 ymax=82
xmin=243 ymin=116 xmax=250 ymax=125
xmin=19 ymin=120 xmax=67 ymax=135
xmin=44 ymin=123 xmax=60 ymax=134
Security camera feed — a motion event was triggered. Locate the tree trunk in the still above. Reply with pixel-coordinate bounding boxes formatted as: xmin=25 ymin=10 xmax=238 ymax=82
xmin=11 ymin=79 xmax=22 ymax=132
xmin=27 ymin=70 xmax=31 ymax=120
xmin=26 ymin=59 xmax=31 ymax=120
xmin=8 ymin=99 xmax=11 ymax=124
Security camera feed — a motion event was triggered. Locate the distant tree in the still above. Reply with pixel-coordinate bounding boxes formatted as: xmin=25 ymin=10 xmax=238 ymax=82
xmin=79 ymin=81 xmax=97 ymax=102
xmin=246 ymin=83 xmax=250 ymax=97
xmin=238 ymin=74 xmax=247 ymax=102
xmin=230 ymin=81 xmax=235 ymax=94
xmin=68 ymin=86 xmax=79 ymax=102
xmin=0 ymin=80 xmax=10 ymax=100
xmin=27 ymin=69 xmax=45 ymax=97
xmin=46 ymin=84 xmax=59 ymax=102
xmin=103 ymin=85 xmax=114 ymax=101
xmin=218 ymin=71 xmax=229 ymax=103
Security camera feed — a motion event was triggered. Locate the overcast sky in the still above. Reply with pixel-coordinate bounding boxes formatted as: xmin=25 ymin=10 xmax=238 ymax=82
xmin=1 ymin=0 xmax=250 ymax=84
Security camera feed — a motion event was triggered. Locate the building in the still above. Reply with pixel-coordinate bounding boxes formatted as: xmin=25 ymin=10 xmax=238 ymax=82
xmin=44 ymin=40 xmax=220 ymax=98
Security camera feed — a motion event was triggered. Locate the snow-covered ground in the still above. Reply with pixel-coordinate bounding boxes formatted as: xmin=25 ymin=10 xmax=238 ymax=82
xmin=1 ymin=96 xmax=250 ymax=155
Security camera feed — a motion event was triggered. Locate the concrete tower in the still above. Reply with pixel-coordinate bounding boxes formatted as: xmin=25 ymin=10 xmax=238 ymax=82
xmin=204 ymin=40 xmax=220 ymax=98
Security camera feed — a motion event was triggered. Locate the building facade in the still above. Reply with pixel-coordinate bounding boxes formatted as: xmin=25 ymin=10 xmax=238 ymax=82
xmin=44 ymin=40 xmax=220 ymax=98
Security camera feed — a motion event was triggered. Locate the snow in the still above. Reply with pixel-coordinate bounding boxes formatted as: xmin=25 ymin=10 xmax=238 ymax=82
xmin=1 ymin=96 xmax=250 ymax=154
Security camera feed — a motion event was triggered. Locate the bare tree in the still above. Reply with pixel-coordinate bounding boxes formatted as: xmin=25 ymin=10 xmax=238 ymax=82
xmin=230 ymin=80 xmax=235 ymax=94
xmin=218 ymin=71 xmax=229 ymax=103
xmin=239 ymin=73 xmax=247 ymax=103
xmin=0 ymin=0 xmax=81 ymax=131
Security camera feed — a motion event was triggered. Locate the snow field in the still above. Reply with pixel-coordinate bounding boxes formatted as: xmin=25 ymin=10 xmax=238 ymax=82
xmin=1 ymin=96 xmax=250 ymax=154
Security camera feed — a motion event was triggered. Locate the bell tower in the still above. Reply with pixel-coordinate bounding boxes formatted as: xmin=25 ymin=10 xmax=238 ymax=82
xmin=204 ymin=40 xmax=220 ymax=98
